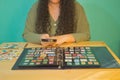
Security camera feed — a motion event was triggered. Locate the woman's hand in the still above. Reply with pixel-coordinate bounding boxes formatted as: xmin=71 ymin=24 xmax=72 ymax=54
xmin=50 ymin=34 xmax=75 ymax=46
xmin=40 ymin=34 xmax=51 ymax=46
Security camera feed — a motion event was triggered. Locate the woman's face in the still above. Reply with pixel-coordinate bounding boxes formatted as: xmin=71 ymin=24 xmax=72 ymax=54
xmin=49 ymin=0 xmax=60 ymax=4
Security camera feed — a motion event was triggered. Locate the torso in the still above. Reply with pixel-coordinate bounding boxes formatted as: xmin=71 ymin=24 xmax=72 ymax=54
xmin=48 ymin=3 xmax=60 ymax=36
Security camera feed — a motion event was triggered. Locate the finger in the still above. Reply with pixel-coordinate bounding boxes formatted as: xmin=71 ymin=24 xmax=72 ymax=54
xmin=53 ymin=40 xmax=63 ymax=47
xmin=44 ymin=34 xmax=50 ymax=38
xmin=53 ymin=43 xmax=62 ymax=47
xmin=41 ymin=42 xmax=50 ymax=47
xmin=41 ymin=34 xmax=50 ymax=39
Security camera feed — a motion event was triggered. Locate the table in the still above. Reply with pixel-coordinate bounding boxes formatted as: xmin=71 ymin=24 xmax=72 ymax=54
xmin=0 ymin=41 xmax=120 ymax=80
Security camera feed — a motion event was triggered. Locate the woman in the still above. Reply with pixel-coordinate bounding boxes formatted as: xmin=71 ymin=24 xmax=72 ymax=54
xmin=23 ymin=0 xmax=90 ymax=46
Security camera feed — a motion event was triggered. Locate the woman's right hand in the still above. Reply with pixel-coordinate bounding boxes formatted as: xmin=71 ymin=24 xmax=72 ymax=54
xmin=40 ymin=34 xmax=51 ymax=46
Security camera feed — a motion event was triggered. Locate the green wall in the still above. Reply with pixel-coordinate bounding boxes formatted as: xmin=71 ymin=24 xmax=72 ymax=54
xmin=0 ymin=0 xmax=120 ymax=58
xmin=0 ymin=0 xmax=36 ymax=43
xmin=78 ymin=0 xmax=120 ymax=58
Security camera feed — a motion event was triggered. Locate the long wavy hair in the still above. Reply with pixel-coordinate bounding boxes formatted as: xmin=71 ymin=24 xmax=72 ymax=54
xmin=35 ymin=0 xmax=75 ymax=35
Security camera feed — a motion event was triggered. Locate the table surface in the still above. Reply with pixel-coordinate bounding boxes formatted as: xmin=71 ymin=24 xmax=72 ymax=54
xmin=0 ymin=41 xmax=120 ymax=80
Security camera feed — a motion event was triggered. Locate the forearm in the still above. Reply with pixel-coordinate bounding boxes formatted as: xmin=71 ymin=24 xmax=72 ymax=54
xmin=72 ymin=32 xmax=90 ymax=42
xmin=23 ymin=31 xmax=41 ymax=44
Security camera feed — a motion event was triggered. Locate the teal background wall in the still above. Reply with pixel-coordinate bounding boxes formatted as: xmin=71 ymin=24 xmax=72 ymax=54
xmin=0 ymin=0 xmax=120 ymax=58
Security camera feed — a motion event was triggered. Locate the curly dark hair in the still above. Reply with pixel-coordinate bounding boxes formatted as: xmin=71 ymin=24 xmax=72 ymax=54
xmin=35 ymin=0 xmax=75 ymax=35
